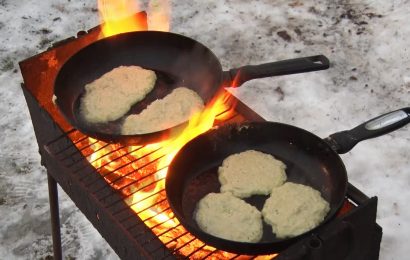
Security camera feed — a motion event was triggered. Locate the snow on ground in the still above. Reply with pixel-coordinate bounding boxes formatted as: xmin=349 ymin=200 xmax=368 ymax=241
xmin=1 ymin=0 xmax=409 ymax=259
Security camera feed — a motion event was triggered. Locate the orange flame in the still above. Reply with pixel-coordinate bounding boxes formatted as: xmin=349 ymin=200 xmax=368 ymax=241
xmin=77 ymin=90 xmax=276 ymax=258
xmin=98 ymin=0 xmax=170 ymax=37
xmin=79 ymin=90 xmax=252 ymax=258
xmin=98 ymin=0 xmax=146 ymax=37
xmin=78 ymin=93 xmax=278 ymax=259
xmin=123 ymin=90 xmax=234 ymax=207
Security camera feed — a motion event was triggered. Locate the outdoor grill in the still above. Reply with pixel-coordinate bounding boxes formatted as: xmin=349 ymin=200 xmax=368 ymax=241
xmin=19 ymin=11 xmax=382 ymax=260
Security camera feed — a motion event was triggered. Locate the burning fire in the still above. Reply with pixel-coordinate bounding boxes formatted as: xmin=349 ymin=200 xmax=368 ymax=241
xmin=76 ymin=0 xmax=277 ymax=258
xmin=82 ymin=91 xmax=242 ymax=258
xmin=97 ymin=0 xmax=145 ymax=37
xmin=80 ymin=88 xmax=277 ymax=259
xmin=98 ymin=0 xmax=170 ymax=37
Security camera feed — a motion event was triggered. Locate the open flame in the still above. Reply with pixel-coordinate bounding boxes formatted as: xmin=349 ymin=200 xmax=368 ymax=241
xmin=98 ymin=0 xmax=170 ymax=37
xmin=97 ymin=0 xmax=145 ymax=37
xmin=80 ymin=90 xmax=276 ymax=258
xmin=82 ymin=90 xmax=243 ymax=258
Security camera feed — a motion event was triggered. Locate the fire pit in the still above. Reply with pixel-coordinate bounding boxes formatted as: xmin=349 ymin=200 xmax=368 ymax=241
xmin=19 ymin=10 xmax=382 ymax=260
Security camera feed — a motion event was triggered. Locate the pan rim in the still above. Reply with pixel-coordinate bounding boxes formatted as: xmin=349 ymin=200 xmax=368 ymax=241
xmin=53 ymin=30 xmax=224 ymax=145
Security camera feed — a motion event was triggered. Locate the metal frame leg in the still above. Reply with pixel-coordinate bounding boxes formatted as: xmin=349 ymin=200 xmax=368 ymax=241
xmin=47 ymin=173 xmax=63 ymax=260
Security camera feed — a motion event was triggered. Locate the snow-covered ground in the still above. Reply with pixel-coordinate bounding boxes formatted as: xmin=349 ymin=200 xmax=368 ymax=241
xmin=1 ymin=0 xmax=409 ymax=259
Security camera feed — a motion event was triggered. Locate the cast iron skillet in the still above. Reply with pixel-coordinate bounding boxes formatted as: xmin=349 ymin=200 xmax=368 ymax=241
xmin=166 ymin=107 xmax=410 ymax=255
xmin=54 ymin=31 xmax=329 ymax=145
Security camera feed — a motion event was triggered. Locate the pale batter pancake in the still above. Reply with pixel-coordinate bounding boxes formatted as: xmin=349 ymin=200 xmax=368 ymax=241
xmin=80 ymin=66 xmax=156 ymax=123
xmin=262 ymin=182 xmax=330 ymax=238
xmin=121 ymin=87 xmax=204 ymax=134
xmin=218 ymin=150 xmax=287 ymax=198
xmin=194 ymin=192 xmax=263 ymax=243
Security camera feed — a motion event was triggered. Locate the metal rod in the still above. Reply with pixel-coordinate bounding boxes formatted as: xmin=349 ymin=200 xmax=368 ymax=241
xmin=47 ymin=173 xmax=63 ymax=260
xmin=184 ymin=243 xmax=206 ymax=259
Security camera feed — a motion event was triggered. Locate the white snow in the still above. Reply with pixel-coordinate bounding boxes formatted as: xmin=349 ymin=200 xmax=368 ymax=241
xmin=1 ymin=0 xmax=409 ymax=259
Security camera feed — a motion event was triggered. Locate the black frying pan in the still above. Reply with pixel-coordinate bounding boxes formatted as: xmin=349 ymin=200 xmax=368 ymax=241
xmin=54 ymin=31 xmax=329 ymax=145
xmin=166 ymin=107 xmax=410 ymax=255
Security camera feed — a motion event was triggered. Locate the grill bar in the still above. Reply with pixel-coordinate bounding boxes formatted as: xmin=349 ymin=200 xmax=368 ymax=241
xmin=104 ymin=154 xmax=165 ymax=187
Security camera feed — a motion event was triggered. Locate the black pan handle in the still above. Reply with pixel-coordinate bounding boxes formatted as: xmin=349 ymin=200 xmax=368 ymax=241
xmin=325 ymin=107 xmax=410 ymax=154
xmin=223 ymin=55 xmax=329 ymax=87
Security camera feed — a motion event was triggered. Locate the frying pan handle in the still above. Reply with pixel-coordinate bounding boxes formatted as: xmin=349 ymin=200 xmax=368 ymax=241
xmin=325 ymin=107 xmax=410 ymax=154
xmin=223 ymin=55 xmax=329 ymax=87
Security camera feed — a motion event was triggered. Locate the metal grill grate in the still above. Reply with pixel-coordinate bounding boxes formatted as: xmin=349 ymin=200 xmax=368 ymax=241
xmin=44 ymin=100 xmax=278 ymax=259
